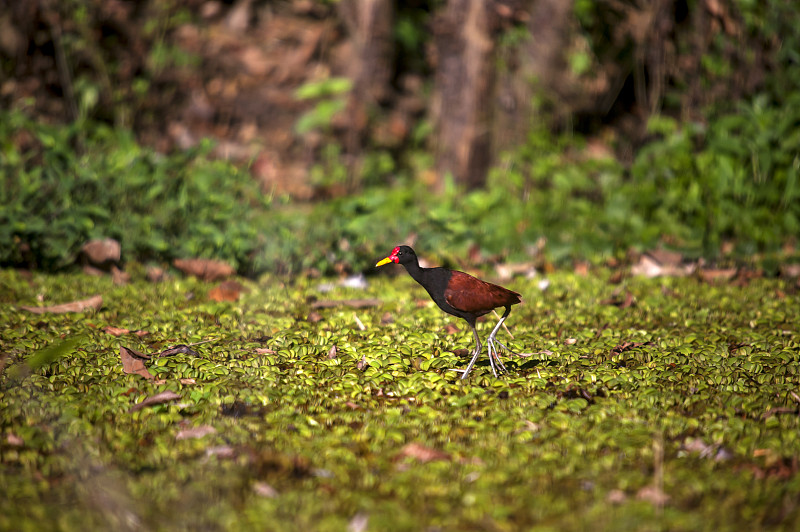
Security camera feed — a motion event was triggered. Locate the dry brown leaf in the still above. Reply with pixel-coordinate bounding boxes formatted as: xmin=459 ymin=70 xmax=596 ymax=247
xmin=21 ymin=295 xmax=103 ymax=314
xmin=82 ymin=265 xmax=105 ymax=276
xmin=327 ymin=345 xmax=338 ymax=359
xmin=606 ymin=489 xmax=627 ymax=505
xmin=209 ymin=280 xmax=245 ymax=302
xmin=146 ymin=266 xmax=168 ymax=283
xmin=111 ymin=265 xmax=130 ymax=285
xmin=129 ymin=390 xmax=181 ymax=413
xmin=81 ymin=238 xmax=121 ymax=264
xmin=253 ymin=481 xmax=278 ymax=498
xmin=173 ymin=258 xmax=235 ymax=281
xmin=780 ymin=263 xmax=800 ymax=278
xmin=636 ymin=485 xmax=670 ymax=506
xmin=307 ymin=311 xmax=323 ymax=323
xmin=158 ymin=345 xmax=199 ymax=357
xmin=698 ymin=268 xmax=737 ymax=283
xmin=601 ymin=290 xmax=635 ymax=309
xmin=104 ymin=326 xmax=130 ymax=337
xmin=356 ymin=354 xmax=368 ymax=371
xmin=632 ymin=252 xmax=694 ymax=278
xmin=176 ymin=425 xmax=217 ymax=440
xmin=256 ymin=348 xmax=276 ymax=355
xmin=206 ymin=445 xmax=236 ymax=459
xmin=648 ymin=248 xmax=684 ymax=267
xmin=394 ymin=442 xmax=451 ymax=463
xmin=120 ymin=346 xmax=154 ymax=380
xmin=494 ymin=262 xmax=537 ymax=282
xmin=348 ymin=513 xmax=369 ymax=532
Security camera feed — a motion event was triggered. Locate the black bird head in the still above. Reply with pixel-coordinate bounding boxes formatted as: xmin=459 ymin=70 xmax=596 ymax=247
xmin=376 ymin=245 xmax=416 ymax=267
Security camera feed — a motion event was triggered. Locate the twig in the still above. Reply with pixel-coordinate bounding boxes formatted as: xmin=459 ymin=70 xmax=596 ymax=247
xmin=492 ymin=309 xmax=515 ymax=339
xmin=353 ymin=313 xmax=366 ymax=331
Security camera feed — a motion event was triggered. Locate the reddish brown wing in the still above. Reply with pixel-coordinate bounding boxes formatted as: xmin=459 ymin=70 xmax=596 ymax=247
xmin=444 ymin=271 xmax=522 ymax=314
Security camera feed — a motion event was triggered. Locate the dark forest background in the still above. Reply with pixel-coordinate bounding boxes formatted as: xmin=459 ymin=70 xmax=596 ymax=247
xmin=1 ymin=0 xmax=799 ymax=275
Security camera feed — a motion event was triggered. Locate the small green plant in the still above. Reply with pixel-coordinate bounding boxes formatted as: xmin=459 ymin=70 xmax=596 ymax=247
xmin=0 ymin=111 xmax=265 ymax=271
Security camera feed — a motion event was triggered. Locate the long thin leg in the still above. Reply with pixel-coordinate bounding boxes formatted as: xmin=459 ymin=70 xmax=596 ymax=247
xmin=458 ymin=325 xmax=484 ymax=379
xmin=486 ymin=307 xmax=512 ymax=373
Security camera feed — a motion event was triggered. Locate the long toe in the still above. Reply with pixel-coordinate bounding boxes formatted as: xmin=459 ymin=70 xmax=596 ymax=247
xmin=487 ymin=338 xmax=508 ymax=374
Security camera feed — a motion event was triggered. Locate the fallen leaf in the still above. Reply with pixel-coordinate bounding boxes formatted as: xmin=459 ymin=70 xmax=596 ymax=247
xmin=81 ymin=238 xmax=121 ymax=264
xmin=380 ymin=312 xmax=394 ymax=325
xmin=256 ymin=348 xmax=276 ymax=355
xmin=111 ymin=265 xmax=130 ymax=285
xmin=327 ymin=345 xmax=338 ymax=359
xmin=606 ymin=489 xmax=627 ymax=504
xmin=648 ymin=248 xmax=683 ymax=266
xmin=173 ymin=258 xmax=235 ymax=281
xmin=120 ymin=346 xmax=154 ymax=380
xmin=253 ymin=481 xmax=278 ymax=498
xmin=608 ymin=270 xmax=626 ymax=284
xmin=104 ymin=326 xmax=130 ymax=337
xmin=129 ymin=390 xmax=181 ymax=412
xmin=574 ymin=261 xmax=590 ymax=276
xmin=209 ymin=280 xmax=245 ymax=302
xmin=134 ymin=330 xmax=150 ymax=337
xmin=357 ymin=354 xmax=368 ymax=370
xmin=394 ymin=442 xmax=451 ymax=463
xmin=146 ymin=266 xmax=167 ymax=282
xmin=180 ymin=378 xmax=196 ymax=385
xmin=632 ymin=252 xmax=694 ymax=278
xmin=636 ymin=485 xmax=670 ymax=506
xmin=347 ymin=512 xmax=369 ymax=532
xmin=444 ymin=323 xmax=460 ymax=335
xmin=698 ymin=268 xmax=737 ymax=283
xmin=82 ymin=265 xmax=105 ymax=276
xmin=21 ymin=295 xmax=103 ymax=314
xmin=600 ymin=290 xmax=635 ymax=308
xmin=610 ymin=341 xmax=653 ymax=356
xmin=176 ymin=425 xmax=217 ymax=440
xmin=158 ymin=344 xmax=199 ymax=357
xmin=6 ymin=433 xmax=24 ymax=446
xmin=307 ymin=311 xmax=323 ymax=323
xmin=494 ymin=262 xmax=537 ymax=281
xmin=206 ymin=445 xmax=236 ymax=459
xmin=780 ymin=263 xmax=800 ymax=278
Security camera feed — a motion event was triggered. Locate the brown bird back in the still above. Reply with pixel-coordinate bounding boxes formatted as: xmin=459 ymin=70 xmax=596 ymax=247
xmin=444 ymin=271 xmax=522 ymax=316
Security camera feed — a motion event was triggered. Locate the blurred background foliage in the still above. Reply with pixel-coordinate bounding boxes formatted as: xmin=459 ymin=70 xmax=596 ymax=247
xmin=0 ymin=0 xmax=798 ymax=275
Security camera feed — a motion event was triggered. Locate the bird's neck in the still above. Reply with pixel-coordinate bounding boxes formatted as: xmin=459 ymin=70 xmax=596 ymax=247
xmin=401 ymin=260 xmax=425 ymax=284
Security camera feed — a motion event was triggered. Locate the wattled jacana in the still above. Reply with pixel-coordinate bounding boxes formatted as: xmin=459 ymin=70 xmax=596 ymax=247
xmin=376 ymin=246 xmax=522 ymax=379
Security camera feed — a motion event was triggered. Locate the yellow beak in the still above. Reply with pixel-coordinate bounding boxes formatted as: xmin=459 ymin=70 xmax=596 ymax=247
xmin=375 ymin=257 xmax=394 ymax=267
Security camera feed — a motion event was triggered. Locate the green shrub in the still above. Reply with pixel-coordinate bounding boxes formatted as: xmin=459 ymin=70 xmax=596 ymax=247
xmin=0 ymin=111 xmax=265 ymax=271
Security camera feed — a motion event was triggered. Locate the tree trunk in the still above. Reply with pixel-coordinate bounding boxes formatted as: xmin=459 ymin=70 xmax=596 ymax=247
xmin=338 ymin=0 xmax=394 ymax=189
xmin=432 ymin=0 xmax=496 ymax=190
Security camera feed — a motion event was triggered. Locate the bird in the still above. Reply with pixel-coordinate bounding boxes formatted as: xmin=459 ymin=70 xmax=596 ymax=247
xmin=376 ymin=245 xmax=522 ymax=379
